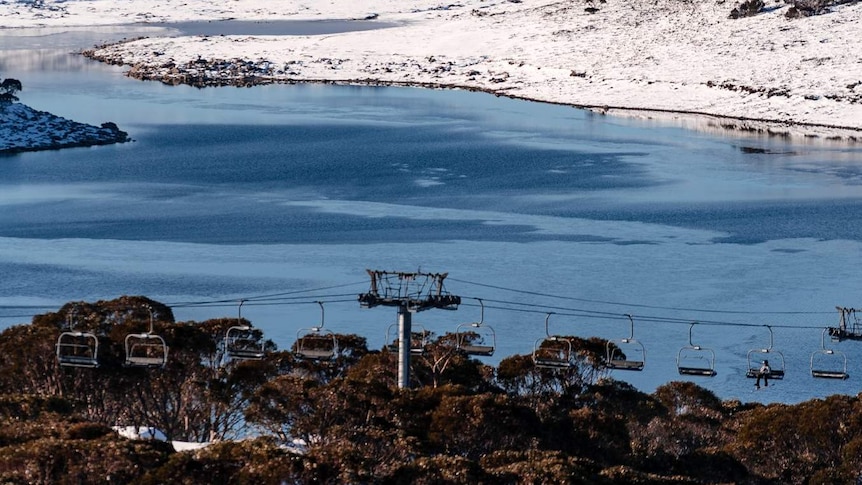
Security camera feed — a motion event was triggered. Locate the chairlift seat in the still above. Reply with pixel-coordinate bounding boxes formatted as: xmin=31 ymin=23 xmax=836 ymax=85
xmin=126 ymin=355 xmax=167 ymax=367
xmin=455 ymin=312 xmax=496 ymax=357
xmin=810 ymin=351 xmax=848 ymax=380
xmin=225 ymin=326 xmax=266 ymax=361
xmin=386 ymin=322 xmax=429 ymax=355
xmin=746 ymin=367 xmax=785 ymax=380
xmin=385 ymin=342 xmax=425 ymax=355
xmin=810 ymin=329 xmax=848 ymax=380
xmin=295 ymin=332 xmax=338 ymax=361
xmin=606 ymin=334 xmax=645 ymax=372
xmin=461 ymin=344 xmax=495 ymax=356
xmin=294 ymin=314 xmax=338 ymax=361
xmin=811 ymin=369 xmax=849 ymax=379
xmin=677 ymin=325 xmax=716 ymax=378
xmin=124 ymin=333 xmax=168 ymax=368
xmin=296 ymin=348 xmax=336 ymax=360
xmin=534 ymin=357 xmax=574 ymax=369
xmin=608 ymin=359 xmax=645 ymax=371
xmin=228 ymin=345 xmax=266 ymax=360
xmin=56 ymin=331 xmax=99 ymax=368
xmin=533 ymin=336 xmax=573 ymax=369
xmin=57 ymin=352 xmax=99 ymax=368
xmin=678 ymin=366 xmax=717 ymax=377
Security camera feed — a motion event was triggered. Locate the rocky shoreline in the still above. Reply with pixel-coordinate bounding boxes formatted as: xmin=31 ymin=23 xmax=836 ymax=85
xmin=0 ymin=101 xmax=131 ymax=155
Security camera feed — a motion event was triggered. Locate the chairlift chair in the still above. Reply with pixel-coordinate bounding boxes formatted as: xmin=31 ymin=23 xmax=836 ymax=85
xmin=224 ymin=300 xmax=265 ymax=361
xmin=811 ymin=327 xmax=849 ymax=379
xmin=533 ymin=313 xmax=574 ymax=369
xmin=677 ymin=322 xmax=717 ymax=377
xmin=124 ymin=306 xmax=168 ymax=368
xmin=56 ymin=311 xmax=99 ymax=368
xmin=385 ymin=321 xmax=430 ymax=355
xmin=606 ymin=314 xmax=646 ymax=371
xmin=456 ymin=298 xmax=496 ymax=357
xmin=745 ymin=325 xmax=784 ymax=380
xmin=294 ymin=302 xmax=338 ymax=361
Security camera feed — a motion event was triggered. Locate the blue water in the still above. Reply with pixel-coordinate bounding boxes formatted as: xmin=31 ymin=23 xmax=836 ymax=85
xmin=2 ymin=27 xmax=862 ymax=404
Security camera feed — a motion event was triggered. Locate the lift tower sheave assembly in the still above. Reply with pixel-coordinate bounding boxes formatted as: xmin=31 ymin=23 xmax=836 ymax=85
xmin=828 ymin=307 xmax=862 ymax=342
xmin=359 ymin=269 xmax=461 ymax=389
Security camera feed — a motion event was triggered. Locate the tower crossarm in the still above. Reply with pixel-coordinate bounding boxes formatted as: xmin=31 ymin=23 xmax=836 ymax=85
xmin=358 ymin=269 xmax=460 ymax=312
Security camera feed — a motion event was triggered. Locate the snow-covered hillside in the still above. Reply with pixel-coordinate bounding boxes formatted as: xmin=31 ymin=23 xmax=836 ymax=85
xmin=1 ymin=0 xmax=861 ymax=141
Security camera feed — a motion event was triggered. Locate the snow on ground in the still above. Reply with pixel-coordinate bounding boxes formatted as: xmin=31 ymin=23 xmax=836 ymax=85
xmin=112 ymin=425 xmax=212 ymax=452
xmin=1 ymin=0 xmax=861 ymax=140
xmin=113 ymin=425 xmax=169 ymax=442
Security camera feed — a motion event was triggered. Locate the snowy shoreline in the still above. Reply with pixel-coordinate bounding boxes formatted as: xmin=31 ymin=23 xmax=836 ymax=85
xmin=2 ymin=0 xmax=862 ymax=142
xmin=0 ymin=101 xmax=131 ymax=154
xmin=77 ymin=51 xmax=862 ymax=142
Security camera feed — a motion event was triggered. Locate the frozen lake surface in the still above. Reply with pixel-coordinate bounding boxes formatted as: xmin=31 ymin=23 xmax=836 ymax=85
xmin=2 ymin=27 xmax=862 ymax=403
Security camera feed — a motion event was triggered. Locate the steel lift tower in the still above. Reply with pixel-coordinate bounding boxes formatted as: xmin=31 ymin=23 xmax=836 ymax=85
xmin=358 ymin=269 xmax=461 ymax=388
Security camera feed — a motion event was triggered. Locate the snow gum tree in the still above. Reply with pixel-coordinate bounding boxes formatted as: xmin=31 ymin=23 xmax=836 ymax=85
xmin=0 ymin=78 xmax=22 ymax=102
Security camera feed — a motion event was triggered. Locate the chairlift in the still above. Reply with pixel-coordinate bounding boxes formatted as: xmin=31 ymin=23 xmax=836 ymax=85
xmin=456 ymin=298 xmax=496 ymax=357
xmin=385 ymin=321 xmax=429 ymax=355
xmin=811 ymin=327 xmax=849 ymax=379
xmin=294 ymin=301 xmax=339 ymax=361
xmin=533 ymin=313 xmax=574 ymax=369
xmin=56 ymin=310 xmax=99 ymax=368
xmin=606 ymin=314 xmax=646 ymax=371
xmin=124 ymin=306 xmax=168 ymax=368
xmin=224 ymin=300 xmax=265 ymax=361
xmin=677 ymin=322 xmax=716 ymax=377
xmin=745 ymin=325 xmax=784 ymax=380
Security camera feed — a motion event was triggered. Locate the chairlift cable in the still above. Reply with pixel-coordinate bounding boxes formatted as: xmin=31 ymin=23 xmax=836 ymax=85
xmin=167 ymin=294 xmax=358 ymax=308
xmin=467 ymin=294 xmax=832 ymax=329
xmin=470 ymin=300 xmax=832 ymax=330
xmin=165 ymin=280 xmax=367 ymax=306
xmin=448 ymin=277 xmax=832 ymax=315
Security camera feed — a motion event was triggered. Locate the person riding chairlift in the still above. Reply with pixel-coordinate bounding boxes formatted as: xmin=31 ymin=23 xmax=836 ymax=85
xmin=755 ymin=359 xmax=771 ymax=389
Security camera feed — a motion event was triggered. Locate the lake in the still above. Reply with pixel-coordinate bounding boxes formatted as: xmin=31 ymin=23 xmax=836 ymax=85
xmin=2 ymin=24 xmax=862 ymax=404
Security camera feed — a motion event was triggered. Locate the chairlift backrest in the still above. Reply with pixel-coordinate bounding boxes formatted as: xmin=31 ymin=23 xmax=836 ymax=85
xmin=226 ymin=325 xmax=266 ymax=360
xmin=385 ymin=321 xmax=429 ymax=355
xmin=676 ymin=322 xmax=716 ymax=377
xmin=457 ymin=322 xmax=496 ymax=356
xmin=57 ymin=331 xmax=100 ymax=368
xmin=224 ymin=300 xmax=265 ymax=361
xmin=533 ymin=336 xmax=574 ymax=369
xmin=606 ymin=314 xmax=645 ymax=371
xmin=532 ymin=313 xmax=574 ymax=369
xmin=745 ymin=325 xmax=784 ymax=379
xmin=124 ymin=306 xmax=168 ymax=368
xmin=811 ymin=327 xmax=849 ymax=379
xmin=295 ymin=302 xmax=339 ymax=361
xmin=56 ymin=311 xmax=99 ymax=368
xmin=456 ymin=299 xmax=496 ymax=357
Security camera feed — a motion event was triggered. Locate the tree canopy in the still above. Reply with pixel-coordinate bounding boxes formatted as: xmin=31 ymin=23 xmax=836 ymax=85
xmin=0 ymin=78 xmax=22 ymax=102
xmin=0 ymin=296 xmax=859 ymax=483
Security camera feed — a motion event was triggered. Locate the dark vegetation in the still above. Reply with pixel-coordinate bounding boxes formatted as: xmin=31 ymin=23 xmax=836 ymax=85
xmin=2 ymin=296 xmax=862 ymax=483
xmin=0 ymin=78 xmax=22 ymax=102
xmin=729 ymin=0 xmax=859 ymax=18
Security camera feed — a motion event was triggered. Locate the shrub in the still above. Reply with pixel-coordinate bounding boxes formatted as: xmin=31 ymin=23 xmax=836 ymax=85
xmin=729 ymin=0 xmax=765 ymax=18
xmin=785 ymin=0 xmax=833 ymax=17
